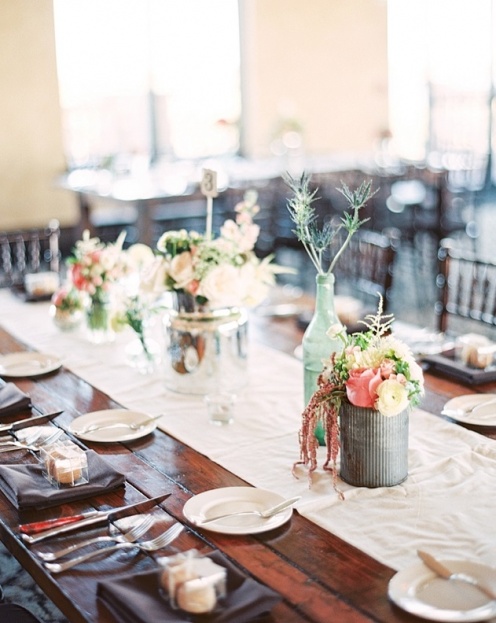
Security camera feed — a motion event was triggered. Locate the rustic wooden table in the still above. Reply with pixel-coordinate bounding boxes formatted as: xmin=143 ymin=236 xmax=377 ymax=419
xmin=1 ymin=315 xmax=495 ymax=623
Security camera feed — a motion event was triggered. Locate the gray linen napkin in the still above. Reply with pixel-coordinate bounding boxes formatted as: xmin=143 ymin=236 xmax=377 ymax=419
xmin=97 ymin=551 xmax=281 ymax=623
xmin=0 ymin=383 xmax=31 ymax=418
xmin=0 ymin=450 xmax=126 ymax=509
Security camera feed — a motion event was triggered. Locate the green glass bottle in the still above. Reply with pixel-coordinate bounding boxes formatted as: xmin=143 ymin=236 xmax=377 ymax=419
xmin=302 ymin=273 xmax=342 ymax=445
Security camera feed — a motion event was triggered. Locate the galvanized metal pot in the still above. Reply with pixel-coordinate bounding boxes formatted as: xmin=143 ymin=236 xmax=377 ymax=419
xmin=339 ymin=402 xmax=409 ymax=487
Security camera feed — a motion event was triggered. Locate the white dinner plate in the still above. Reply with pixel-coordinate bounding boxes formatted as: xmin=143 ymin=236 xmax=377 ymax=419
xmin=183 ymin=486 xmax=293 ymax=534
xmin=69 ymin=409 xmax=158 ymax=442
xmin=442 ymin=394 xmax=496 ymax=426
xmin=388 ymin=560 xmax=496 ymax=622
xmin=0 ymin=352 xmax=62 ymax=378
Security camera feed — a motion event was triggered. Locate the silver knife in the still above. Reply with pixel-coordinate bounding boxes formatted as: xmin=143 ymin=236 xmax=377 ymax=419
xmin=0 ymin=410 xmax=63 ymax=434
xmin=417 ymin=550 xmax=496 ymax=600
xmin=21 ymin=492 xmax=172 ymax=544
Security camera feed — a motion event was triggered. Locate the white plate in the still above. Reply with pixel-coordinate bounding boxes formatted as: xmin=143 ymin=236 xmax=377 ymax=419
xmin=0 ymin=352 xmax=62 ymax=378
xmin=69 ymin=409 xmax=158 ymax=442
xmin=183 ymin=486 xmax=293 ymax=534
xmin=442 ymin=394 xmax=496 ymax=426
xmin=389 ymin=560 xmax=496 ymax=622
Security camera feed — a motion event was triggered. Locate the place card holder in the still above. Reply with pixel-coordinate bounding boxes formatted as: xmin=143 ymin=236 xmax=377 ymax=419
xmin=40 ymin=439 xmax=88 ymax=488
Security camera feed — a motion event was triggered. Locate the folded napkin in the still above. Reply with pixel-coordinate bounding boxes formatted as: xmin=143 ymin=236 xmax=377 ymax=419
xmin=0 ymin=383 xmax=31 ymax=418
xmin=0 ymin=450 xmax=125 ymax=509
xmin=97 ymin=551 xmax=281 ymax=623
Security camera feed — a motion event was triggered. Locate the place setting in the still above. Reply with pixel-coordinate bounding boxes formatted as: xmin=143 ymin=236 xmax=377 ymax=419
xmin=441 ymin=394 xmax=496 ymax=427
xmin=388 ymin=550 xmax=496 ymax=622
xmin=183 ymin=486 xmax=300 ymax=535
xmin=69 ymin=409 xmax=164 ymax=443
xmin=0 ymin=351 xmax=62 ymax=378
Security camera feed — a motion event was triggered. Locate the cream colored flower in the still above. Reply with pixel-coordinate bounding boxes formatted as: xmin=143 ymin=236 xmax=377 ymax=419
xmin=199 ymin=264 xmax=242 ymax=308
xmin=375 ymin=379 xmax=410 ymax=417
xmin=169 ymin=251 xmax=195 ymax=289
xmin=139 ymin=257 xmax=168 ymax=294
xmin=327 ymin=323 xmax=345 ymax=340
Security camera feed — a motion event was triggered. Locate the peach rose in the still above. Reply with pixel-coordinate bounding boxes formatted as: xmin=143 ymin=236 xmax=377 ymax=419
xmin=345 ymin=368 xmax=383 ymax=408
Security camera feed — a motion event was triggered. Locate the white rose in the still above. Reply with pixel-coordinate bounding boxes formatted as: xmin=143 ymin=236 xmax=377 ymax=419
xmin=238 ymin=262 xmax=269 ymax=307
xmin=169 ymin=251 xmax=195 ymax=289
xmin=199 ymin=264 xmax=242 ymax=308
xmin=375 ymin=379 xmax=410 ymax=417
xmin=139 ymin=257 xmax=168 ymax=294
xmin=327 ymin=323 xmax=345 ymax=340
xmin=407 ymin=358 xmax=425 ymax=390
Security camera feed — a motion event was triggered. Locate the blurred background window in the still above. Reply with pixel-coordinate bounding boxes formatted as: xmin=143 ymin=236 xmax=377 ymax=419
xmin=388 ymin=0 xmax=495 ymax=185
xmin=53 ymin=0 xmax=241 ymax=169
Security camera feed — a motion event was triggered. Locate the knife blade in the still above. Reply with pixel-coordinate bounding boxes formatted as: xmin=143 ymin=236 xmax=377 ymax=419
xmin=0 ymin=410 xmax=63 ymax=434
xmin=20 ymin=492 xmax=171 ymax=544
xmin=417 ymin=550 xmax=496 ymax=600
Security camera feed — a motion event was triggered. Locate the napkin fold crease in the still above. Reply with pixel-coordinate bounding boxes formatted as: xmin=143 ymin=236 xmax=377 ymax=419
xmin=0 ymin=383 xmax=31 ymax=417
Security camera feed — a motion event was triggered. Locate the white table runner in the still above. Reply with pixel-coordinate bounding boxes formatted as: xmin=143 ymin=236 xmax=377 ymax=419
xmin=1 ymin=290 xmax=496 ymax=572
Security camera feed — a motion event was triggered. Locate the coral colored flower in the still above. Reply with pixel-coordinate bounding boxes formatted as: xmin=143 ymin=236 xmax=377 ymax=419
xmin=345 ymin=368 xmax=383 ymax=408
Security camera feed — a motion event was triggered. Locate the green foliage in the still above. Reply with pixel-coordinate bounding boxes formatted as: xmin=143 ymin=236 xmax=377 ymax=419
xmin=284 ymin=171 xmax=376 ymax=276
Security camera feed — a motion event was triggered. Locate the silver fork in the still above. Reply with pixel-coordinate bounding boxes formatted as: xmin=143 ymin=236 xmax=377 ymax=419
xmin=0 ymin=428 xmax=63 ymax=453
xmin=37 ymin=514 xmax=155 ymax=561
xmin=44 ymin=523 xmax=184 ymax=573
xmin=77 ymin=413 xmax=164 ymax=435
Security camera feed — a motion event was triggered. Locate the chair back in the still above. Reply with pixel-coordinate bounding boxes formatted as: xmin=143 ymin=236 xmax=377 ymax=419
xmin=333 ymin=228 xmax=399 ymax=312
xmin=0 ymin=220 xmax=60 ymax=288
xmin=436 ymin=239 xmax=496 ymax=334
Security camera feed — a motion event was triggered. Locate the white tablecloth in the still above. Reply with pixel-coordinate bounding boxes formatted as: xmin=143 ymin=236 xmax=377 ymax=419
xmin=1 ymin=290 xmax=496 ymax=572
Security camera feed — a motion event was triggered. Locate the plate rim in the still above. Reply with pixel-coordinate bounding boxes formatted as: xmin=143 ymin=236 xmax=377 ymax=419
xmin=182 ymin=485 xmax=292 ymax=535
xmin=69 ymin=408 xmax=157 ymax=442
xmin=388 ymin=560 xmax=496 ymax=622
xmin=0 ymin=352 xmax=62 ymax=377
xmin=442 ymin=394 xmax=496 ymax=426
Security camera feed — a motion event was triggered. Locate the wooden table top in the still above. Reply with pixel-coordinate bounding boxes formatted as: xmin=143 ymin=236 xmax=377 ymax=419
xmin=1 ymin=314 xmax=496 ymax=623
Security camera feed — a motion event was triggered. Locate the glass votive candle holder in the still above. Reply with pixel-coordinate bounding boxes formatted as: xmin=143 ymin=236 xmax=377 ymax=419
xmin=205 ymin=393 xmax=236 ymax=426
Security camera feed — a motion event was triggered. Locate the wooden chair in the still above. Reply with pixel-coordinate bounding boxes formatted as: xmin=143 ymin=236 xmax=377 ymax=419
xmin=333 ymin=228 xmax=399 ymax=313
xmin=436 ymin=239 xmax=496 ymax=334
xmin=0 ymin=219 xmax=60 ymax=288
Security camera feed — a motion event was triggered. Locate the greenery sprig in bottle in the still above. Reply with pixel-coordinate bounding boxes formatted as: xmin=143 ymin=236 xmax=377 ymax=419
xmin=284 ymin=172 xmax=376 ymax=275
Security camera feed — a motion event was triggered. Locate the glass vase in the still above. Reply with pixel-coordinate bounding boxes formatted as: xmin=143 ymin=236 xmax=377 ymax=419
xmin=50 ymin=305 xmax=83 ymax=332
xmin=339 ymin=401 xmax=409 ymax=488
xmin=85 ymin=293 xmax=115 ymax=344
xmin=303 ymin=273 xmax=343 ymax=445
xmin=163 ymin=293 xmax=248 ymax=395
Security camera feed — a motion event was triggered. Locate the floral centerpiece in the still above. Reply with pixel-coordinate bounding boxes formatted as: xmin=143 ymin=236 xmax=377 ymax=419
xmin=142 ymin=189 xmax=290 ymax=394
xmin=284 ymin=172 xmax=378 ymax=445
xmin=66 ymin=230 xmax=131 ymax=342
xmin=49 ymin=285 xmax=84 ymax=331
xmin=294 ymin=298 xmax=424 ymax=489
xmin=141 ymin=190 xmax=288 ymax=309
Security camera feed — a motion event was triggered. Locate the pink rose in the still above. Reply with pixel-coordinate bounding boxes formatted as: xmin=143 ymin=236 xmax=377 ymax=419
xmin=380 ymin=359 xmax=395 ymax=379
xmin=346 ymin=368 xmax=383 ymax=408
